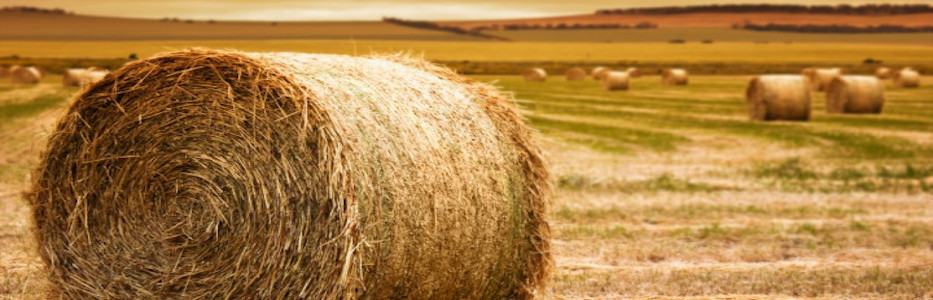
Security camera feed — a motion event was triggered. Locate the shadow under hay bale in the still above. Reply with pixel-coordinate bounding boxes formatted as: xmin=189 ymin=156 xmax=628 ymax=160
xmin=826 ymin=76 xmax=885 ymax=114
xmin=523 ymin=68 xmax=547 ymax=82
xmin=10 ymin=65 xmax=41 ymax=84
xmin=28 ymin=49 xmax=551 ymax=299
xmin=603 ymin=71 xmax=630 ymax=91
xmin=662 ymin=69 xmax=689 ymax=85
xmin=746 ymin=75 xmax=811 ymax=121
xmin=565 ymin=67 xmax=586 ymax=81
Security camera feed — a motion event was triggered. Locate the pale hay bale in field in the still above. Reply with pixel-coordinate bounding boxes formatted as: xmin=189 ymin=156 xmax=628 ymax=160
xmin=80 ymin=70 xmax=109 ymax=87
xmin=603 ymin=71 xmax=630 ymax=91
xmin=803 ymin=68 xmax=842 ymax=91
xmin=662 ymin=69 xmax=689 ymax=85
xmin=523 ymin=67 xmax=547 ymax=82
xmin=565 ymin=67 xmax=586 ymax=81
xmin=893 ymin=68 xmax=920 ymax=88
xmin=875 ymin=67 xmax=892 ymax=79
xmin=746 ymin=75 xmax=811 ymax=121
xmin=825 ymin=75 xmax=885 ymax=114
xmin=625 ymin=67 xmax=641 ymax=78
xmin=62 ymin=68 xmax=88 ymax=86
xmin=592 ymin=66 xmax=610 ymax=80
xmin=10 ymin=66 xmax=41 ymax=84
xmin=28 ymin=49 xmax=551 ymax=299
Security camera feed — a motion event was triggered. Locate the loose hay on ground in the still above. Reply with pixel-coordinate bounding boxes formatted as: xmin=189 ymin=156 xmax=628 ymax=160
xmin=28 ymin=49 xmax=551 ymax=299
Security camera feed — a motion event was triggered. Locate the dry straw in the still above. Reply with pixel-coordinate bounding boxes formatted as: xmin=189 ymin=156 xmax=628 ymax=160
xmin=565 ymin=67 xmax=586 ymax=81
xmin=802 ymin=68 xmax=842 ymax=91
xmin=10 ymin=65 xmax=41 ymax=84
xmin=662 ymin=69 xmax=688 ymax=85
xmin=523 ymin=68 xmax=547 ymax=82
xmin=603 ymin=71 xmax=630 ymax=91
xmin=28 ymin=49 xmax=551 ymax=299
xmin=826 ymin=75 xmax=885 ymax=114
xmin=591 ymin=66 xmax=609 ymax=80
xmin=746 ymin=75 xmax=811 ymax=121
xmin=893 ymin=68 xmax=920 ymax=88
xmin=875 ymin=67 xmax=891 ymax=79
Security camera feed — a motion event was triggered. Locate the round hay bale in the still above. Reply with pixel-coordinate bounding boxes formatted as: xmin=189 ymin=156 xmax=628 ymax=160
xmin=80 ymin=70 xmax=109 ymax=87
xmin=825 ymin=75 xmax=885 ymax=114
xmin=62 ymin=68 xmax=88 ymax=87
xmin=746 ymin=75 xmax=811 ymax=121
xmin=523 ymin=68 xmax=547 ymax=82
xmin=893 ymin=68 xmax=920 ymax=88
xmin=565 ymin=67 xmax=586 ymax=81
xmin=28 ymin=49 xmax=551 ymax=299
xmin=662 ymin=69 xmax=689 ymax=85
xmin=86 ymin=66 xmax=106 ymax=72
xmin=804 ymin=68 xmax=842 ymax=91
xmin=591 ymin=66 xmax=610 ymax=80
xmin=603 ymin=71 xmax=630 ymax=91
xmin=875 ymin=67 xmax=891 ymax=79
xmin=10 ymin=65 xmax=41 ymax=84
xmin=625 ymin=67 xmax=641 ymax=78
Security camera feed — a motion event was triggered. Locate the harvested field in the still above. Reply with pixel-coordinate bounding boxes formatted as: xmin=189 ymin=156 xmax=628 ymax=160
xmin=1 ymin=73 xmax=932 ymax=299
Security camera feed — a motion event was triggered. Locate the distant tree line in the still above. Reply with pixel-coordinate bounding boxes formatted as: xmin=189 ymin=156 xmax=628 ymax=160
xmin=738 ymin=23 xmax=933 ymax=33
xmin=1 ymin=6 xmax=71 ymax=14
xmin=382 ymin=17 xmax=509 ymax=41
xmin=596 ymin=4 xmax=933 ymax=15
xmin=488 ymin=22 xmax=657 ymax=30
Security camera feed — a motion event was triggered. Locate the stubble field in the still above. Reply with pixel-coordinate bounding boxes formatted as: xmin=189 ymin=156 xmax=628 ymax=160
xmin=1 ymin=72 xmax=930 ymax=299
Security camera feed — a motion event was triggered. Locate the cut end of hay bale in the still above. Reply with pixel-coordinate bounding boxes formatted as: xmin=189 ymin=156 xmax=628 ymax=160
xmin=29 ymin=49 xmax=551 ymax=299
xmin=603 ymin=71 xmax=630 ymax=91
xmin=662 ymin=69 xmax=689 ymax=86
xmin=565 ymin=67 xmax=586 ymax=81
xmin=746 ymin=75 xmax=811 ymax=121
xmin=523 ymin=68 xmax=547 ymax=82
xmin=826 ymin=75 xmax=885 ymax=114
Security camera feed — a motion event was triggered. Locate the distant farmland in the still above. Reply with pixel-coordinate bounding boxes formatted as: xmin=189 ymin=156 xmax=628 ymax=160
xmin=486 ymin=27 xmax=933 ymax=44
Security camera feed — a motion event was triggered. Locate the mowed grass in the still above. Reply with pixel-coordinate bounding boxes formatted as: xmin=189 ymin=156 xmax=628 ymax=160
xmin=1 ymin=74 xmax=932 ymax=299
xmin=489 ymin=27 xmax=933 ymax=44
xmin=1 ymin=40 xmax=932 ymax=65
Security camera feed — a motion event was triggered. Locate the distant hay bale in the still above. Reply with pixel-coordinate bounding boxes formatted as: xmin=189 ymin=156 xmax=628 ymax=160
xmin=523 ymin=68 xmax=547 ymax=82
xmin=80 ymin=70 xmax=109 ymax=87
xmin=62 ymin=68 xmax=88 ymax=86
xmin=746 ymin=75 xmax=811 ymax=121
xmin=893 ymin=68 xmax=920 ymax=88
xmin=28 ymin=49 xmax=551 ymax=299
xmin=592 ymin=66 xmax=610 ymax=80
xmin=10 ymin=66 xmax=41 ymax=84
xmin=625 ymin=67 xmax=641 ymax=78
xmin=825 ymin=75 xmax=885 ymax=114
xmin=565 ymin=67 xmax=586 ymax=81
xmin=875 ymin=67 xmax=891 ymax=79
xmin=802 ymin=68 xmax=842 ymax=91
xmin=0 ymin=66 xmax=9 ymax=78
xmin=603 ymin=71 xmax=630 ymax=91
xmin=662 ymin=69 xmax=689 ymax=85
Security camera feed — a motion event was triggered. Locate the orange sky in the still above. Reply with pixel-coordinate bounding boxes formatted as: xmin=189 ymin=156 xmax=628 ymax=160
xmin=3 ymin=0 xmax=933 ymax=20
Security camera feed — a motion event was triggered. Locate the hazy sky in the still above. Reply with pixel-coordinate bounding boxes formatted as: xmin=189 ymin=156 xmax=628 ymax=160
xmin=4 ymin=0 xmax=933 ymax=20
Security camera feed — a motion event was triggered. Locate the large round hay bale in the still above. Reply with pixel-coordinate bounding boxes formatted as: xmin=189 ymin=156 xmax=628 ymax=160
xmin=28 ymin=49 xmax=551 ymax=299
xmin=565 ymin=67 xmax=586 ymax=81
xmin=625 ymin=67 xmax=641 ymax=78
xmin=826 ymin=75 xmax=885 ymax=114
xmin=662 ymin=68 xmax=689 ymax=85
xmin=802 ymin=68 xmax=842 ymax=91
xmin=62 ymin=68 xmax=88 ymax=86
xmin=603 ymin=71 xmax=630 ymax=91
xmin=746 ymin=75 xmax=811 ymax=121
xmin=523 ymin=68 xmax=547 ymax=82
xmin=875 ymin=67 xmax=891 ymax=79
xmin=10 ymin=65 xmax=41 ymax=84
xmin=592 ymin=66 xmax=610 ymax=80
xmin=893 ymin=68 xmax=920 ymax=88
